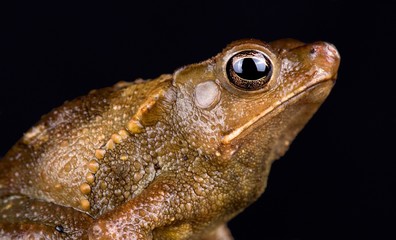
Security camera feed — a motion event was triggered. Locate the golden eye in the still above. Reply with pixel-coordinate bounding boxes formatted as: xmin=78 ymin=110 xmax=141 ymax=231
xmin=226 ymin=50 xmax=272 ymax=91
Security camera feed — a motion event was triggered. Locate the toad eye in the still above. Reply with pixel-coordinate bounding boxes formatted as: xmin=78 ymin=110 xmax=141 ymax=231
xmin=226 ymin=51 xmax=272 ymax=91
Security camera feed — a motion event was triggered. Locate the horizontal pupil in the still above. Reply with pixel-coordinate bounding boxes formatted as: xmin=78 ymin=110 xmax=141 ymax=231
xmin=233 ymin=57 xmax=268 ymax=80
xmin=226 ymin=50 xmax=273 ymax=91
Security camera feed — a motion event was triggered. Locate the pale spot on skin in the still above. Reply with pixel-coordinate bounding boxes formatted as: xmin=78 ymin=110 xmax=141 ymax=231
xmin=120 ymin=154 xmax=128 ymax=161
xmin=194 ymin=80 xmax=221 ymax=109
xmin=22 ymin=124 xmax=45 ymax=143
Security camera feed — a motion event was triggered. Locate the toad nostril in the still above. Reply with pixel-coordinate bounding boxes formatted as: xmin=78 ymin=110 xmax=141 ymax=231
xmin=310 ymin=42 xmax=340 ymax=63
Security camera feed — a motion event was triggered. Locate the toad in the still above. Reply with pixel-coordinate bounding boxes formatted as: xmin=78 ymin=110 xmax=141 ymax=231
xmin=0 ymin=38 xmax=340 ymax=239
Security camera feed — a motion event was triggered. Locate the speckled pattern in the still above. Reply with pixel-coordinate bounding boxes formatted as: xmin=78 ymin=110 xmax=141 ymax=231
xmin=0 ymin=39 xmax=339 ymax=239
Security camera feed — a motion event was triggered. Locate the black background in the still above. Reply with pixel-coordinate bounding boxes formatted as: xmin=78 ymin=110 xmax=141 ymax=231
xmin=1 ymin=1 xmax=395 ymax=239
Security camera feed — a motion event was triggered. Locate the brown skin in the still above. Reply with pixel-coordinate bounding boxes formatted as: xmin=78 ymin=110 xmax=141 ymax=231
xmin=0 ymin=39 xmax=340 ymax=239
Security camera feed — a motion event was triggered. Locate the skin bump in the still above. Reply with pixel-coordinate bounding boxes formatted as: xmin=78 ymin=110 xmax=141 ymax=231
xmin=194 ymin=80 xmax=221 ymax=109
xmin=80 ymin=183 xmax=91 ymax=195
xmin=87 ymin=160 xmax=100 ymax=173
xmin=0 ymin=39 xmax=339 ymax=239
xmin=80 ymin=199 xmax=90 ymax=211
xmin=86 ymin=173 xmax=95 ymax=183
xmin=105 ymin=139 xmax=115 ymax=150
xmin=126 ymin=119 xmax=144 ymax=134
xmin=95 ymin=149 xmax=106 ymax=159
xmin=118 ymin=129 xmax=130 ymax=139
xmin=111 ymin=134 xmax=122 ymax=144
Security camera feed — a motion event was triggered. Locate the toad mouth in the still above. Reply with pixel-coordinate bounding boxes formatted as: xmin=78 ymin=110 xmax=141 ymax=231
xmin=221 ymin=79 xmax=335 ymax=145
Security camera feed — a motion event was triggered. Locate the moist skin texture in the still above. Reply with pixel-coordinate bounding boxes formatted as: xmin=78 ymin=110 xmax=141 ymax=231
xmin=0 ymin=39 xmax=340 ymax=239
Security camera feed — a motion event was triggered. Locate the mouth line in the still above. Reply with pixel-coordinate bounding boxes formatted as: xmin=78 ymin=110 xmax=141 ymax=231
xmin=221 ymin=78 xmax=334 ymax=144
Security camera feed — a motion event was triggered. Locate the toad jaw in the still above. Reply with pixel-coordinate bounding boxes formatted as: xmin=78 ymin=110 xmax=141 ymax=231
xmin=221 ymin=79 xmax=335 ymax=145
